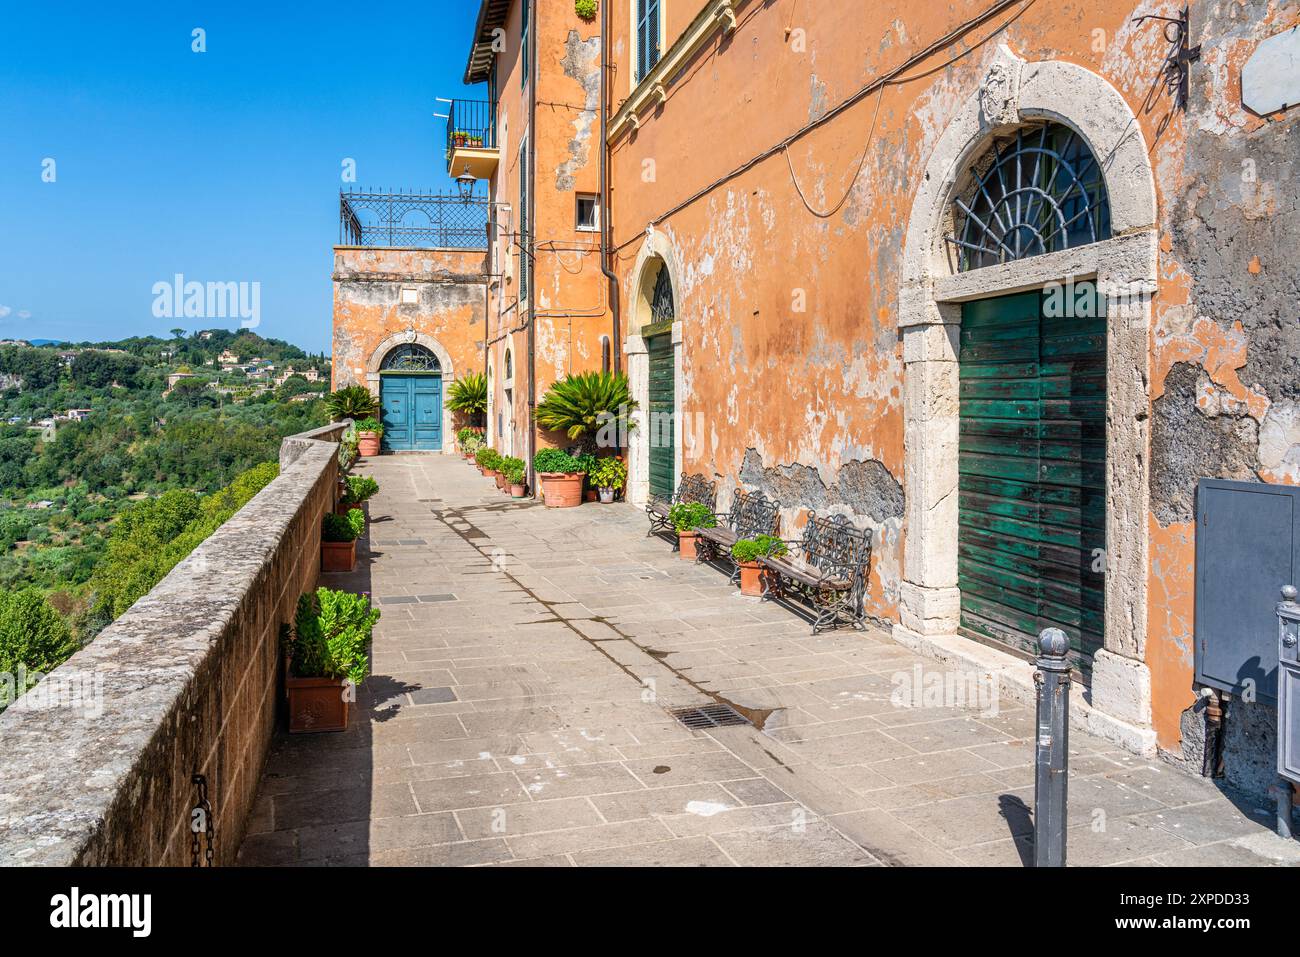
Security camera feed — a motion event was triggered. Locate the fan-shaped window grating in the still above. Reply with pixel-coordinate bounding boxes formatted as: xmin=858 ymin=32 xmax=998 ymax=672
xmin=949 ymin=123 xmax=1111 ymax=273
xmin=380 ymin=344 xmax=441 ymax=373
xmin=650 ymin=264 xmax=675 ymax=324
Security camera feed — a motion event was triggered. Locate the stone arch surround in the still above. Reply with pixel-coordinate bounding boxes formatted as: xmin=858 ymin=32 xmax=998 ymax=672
xmin=624 ymin=230 xmax=686 ymax=506
xmin=894 ymin=46 xmax=1160 ymax=753
xmin=365 ymin=330 xmax=457 ymax=454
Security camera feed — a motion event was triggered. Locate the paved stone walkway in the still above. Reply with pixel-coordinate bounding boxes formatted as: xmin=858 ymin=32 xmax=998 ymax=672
xmin=238 ymin=454 xmax=1300 ymax=867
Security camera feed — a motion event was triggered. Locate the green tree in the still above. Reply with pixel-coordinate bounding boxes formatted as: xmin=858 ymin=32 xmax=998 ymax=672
xmin=0 ymin=588 xmax=78 ymax=702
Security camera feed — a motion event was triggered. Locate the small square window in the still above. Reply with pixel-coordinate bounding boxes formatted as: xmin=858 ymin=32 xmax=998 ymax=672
xmin=576 ymin=194 xmax=600 ymax=232
xmin=400 ymin=287 xmax=418 ymax=304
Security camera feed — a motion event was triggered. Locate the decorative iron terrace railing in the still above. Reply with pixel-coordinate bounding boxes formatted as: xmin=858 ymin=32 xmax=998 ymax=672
xmin=445 ymin=98 xmax=498 ymax=167
xmin=338 ymin=189 xmax=489 ymax=249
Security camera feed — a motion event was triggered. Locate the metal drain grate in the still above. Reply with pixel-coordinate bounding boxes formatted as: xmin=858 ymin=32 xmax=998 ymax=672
xmin=669 ymin=703 xmax=750 ymax=730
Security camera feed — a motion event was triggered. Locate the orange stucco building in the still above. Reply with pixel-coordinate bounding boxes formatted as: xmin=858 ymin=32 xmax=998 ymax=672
xmin=335 ymin=0 xmax=1300 ymax=800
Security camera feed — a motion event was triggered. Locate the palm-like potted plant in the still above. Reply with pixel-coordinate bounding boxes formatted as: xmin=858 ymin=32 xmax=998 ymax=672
xmin=533 ymin=448 xmax=586 ymax=507
xmin=731 ymin=534 xmax=789 ymax=596
xmin=590 ymin=457 xmax=627 ymax=504
xmin=284 ymin=588 xmax=378 ymax=733
xmin=325 ymin=385 xmax=379 ymax=422
xmin=669 ymin=501 xmax=717 ymax=561
xmin=321 ymin=507 xmax=365 ymax=572
xmin=448 ymin=372 xmax=488 ymax=440
xmin=534 ymin=371 xmax=637 ymax=454
xmin=353 ymin=417 xmax=384 ymax=457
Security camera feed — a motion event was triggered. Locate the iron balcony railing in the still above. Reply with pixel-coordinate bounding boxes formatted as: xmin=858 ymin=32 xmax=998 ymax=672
xmin=445 ymin=98 xmax=498 ymax=167
xmin=338 ymin=189 xmax=489 ymax=249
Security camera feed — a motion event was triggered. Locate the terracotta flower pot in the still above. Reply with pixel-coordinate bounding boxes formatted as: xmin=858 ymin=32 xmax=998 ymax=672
xmin=584 ymin=489 xmax=598 ymax=503
xmin=286 ymin=673 xmax=351 ymax=733
xmin=495 ymin=470 xmax=506 ymax=489
xmin=539 ymin=472 xmax=585 ymax=508
xmin=510 ymin=483 xmax=526 ymax=498
xmin=321 ymin=539 xmax=356 ymax=573
xmin=678 ymin=531 xmax=699 ymax=561
xmin=334 ymin=500 xmax=353 ymax=516
xmin=738 ymin=560 xmax=764 ymax=596
xmin=357 ymin=432 xmax=381 ymax=457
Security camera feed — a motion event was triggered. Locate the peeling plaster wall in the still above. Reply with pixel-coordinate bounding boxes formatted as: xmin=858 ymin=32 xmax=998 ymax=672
xmin=605 ymin=0 xmax=1300 ymax=775
xmin=483 ymin=1 xmax=612 ymax=460
xmin=331 ymin=247 xmax=487 ymax=442
xmin=1143 ymin=1 xmax=1300 ymax=791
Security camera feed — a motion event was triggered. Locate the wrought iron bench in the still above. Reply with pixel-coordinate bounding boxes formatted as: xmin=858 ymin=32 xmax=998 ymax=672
xmin=695 ymin=488 xmax=781 ymax=581
xmin=760 ymin=511 xmax=872 ymax=634
xmin=646 ymin=473 xmax=717 ymax=541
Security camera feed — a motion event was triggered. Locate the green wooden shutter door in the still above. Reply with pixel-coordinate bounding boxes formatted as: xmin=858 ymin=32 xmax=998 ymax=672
xmin=957 ymin=289 xmax=1106 ymax=669
xmin=647 ymin=334 xmax=675 ymax=498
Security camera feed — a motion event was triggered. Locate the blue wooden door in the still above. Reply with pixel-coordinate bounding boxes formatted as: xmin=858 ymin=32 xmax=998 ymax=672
xmin=381 ymin=375 xmax=442 ymax=451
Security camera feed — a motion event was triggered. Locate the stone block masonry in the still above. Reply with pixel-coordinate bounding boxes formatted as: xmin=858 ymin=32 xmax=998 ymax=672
xmin=0 ymin=422 xmax=348 ymax=865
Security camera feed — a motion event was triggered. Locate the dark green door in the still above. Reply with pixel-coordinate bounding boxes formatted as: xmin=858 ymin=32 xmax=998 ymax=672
xmin=647 ymin=333 xmax=675 ymax=498
xmin=957 ymin=288 xmax=1106 ymax=669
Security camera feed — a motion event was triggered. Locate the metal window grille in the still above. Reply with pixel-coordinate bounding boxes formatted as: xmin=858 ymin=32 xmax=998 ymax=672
xmin=380 ymin=344 xmax=442 ymax=373
xmin=651 ymin=264 xmax=675 ymax=324
xmin=948 ymin=123 xmax=1111 ymax=273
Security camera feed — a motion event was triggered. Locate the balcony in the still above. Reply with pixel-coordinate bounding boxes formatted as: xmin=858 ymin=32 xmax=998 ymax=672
xmin=339 ymin=189 xmax=489 ymax=250
xmin=445 ymin=98 xmax=499 ymax=181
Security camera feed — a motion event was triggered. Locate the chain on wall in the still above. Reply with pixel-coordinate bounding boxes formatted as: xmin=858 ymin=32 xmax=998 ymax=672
xmin=191 ymin=773 xmax=215 ymax=867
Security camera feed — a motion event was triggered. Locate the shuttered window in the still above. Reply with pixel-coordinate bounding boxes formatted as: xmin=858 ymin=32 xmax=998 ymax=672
xmin=647 ymin=333 xmax=675 ymax=498
xmin=636 ymin=0 xmax=662 ymax=83
xmin=957 ymin=289 xmax=1106 ymax=671
xmin=518 ymin=139 xmax=530 ymax=300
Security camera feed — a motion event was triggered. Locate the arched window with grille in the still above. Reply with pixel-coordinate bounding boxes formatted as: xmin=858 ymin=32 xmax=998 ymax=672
xmin=948 ymin=122 xmax=1111 ymax=273
xmin=380 ymin=343 xmax=441 ymax=373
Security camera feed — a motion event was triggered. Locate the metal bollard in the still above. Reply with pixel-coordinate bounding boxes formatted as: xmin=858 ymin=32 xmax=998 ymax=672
xmin=1274 ymin=585 xmax=1300 ymax=838
xmin=1034 ymin=627 xmax=1071 ymax=867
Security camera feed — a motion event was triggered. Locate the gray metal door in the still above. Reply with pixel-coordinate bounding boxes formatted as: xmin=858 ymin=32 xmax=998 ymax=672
xmin=1195 ymin=479 xmax=1300 ymax=704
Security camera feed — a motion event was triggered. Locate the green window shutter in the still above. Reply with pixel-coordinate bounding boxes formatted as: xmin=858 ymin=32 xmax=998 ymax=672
xmin=647 ymin=333 xmax=675 ymax=498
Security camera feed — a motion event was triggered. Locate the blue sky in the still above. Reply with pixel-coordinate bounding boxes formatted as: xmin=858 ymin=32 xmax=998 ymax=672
xmin=0 ymin=1 xmax=483 ymax=353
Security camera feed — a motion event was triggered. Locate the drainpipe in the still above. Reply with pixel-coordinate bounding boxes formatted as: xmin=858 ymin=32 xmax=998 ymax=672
xmin=526 ymin=0 xmax=538 ymax=496
xmin=598 ymin=0 xmax=621 ymax=375
xmin=483 ymin=210 xmax=492 ymax=444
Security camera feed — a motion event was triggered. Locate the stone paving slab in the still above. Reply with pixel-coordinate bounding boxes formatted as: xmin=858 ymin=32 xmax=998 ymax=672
xmin=238 ymin=454 xmax=1300 ymax=867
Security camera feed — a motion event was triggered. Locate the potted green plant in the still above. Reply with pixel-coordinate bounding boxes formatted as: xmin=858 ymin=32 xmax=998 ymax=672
xmin=575 ymin=0 xmax=598 ymax=22
xmin=284 ymin=588 xmax=378 ymax=733
xmin=476 ymin=447 xmax=501 ymax=477
xmin=533 ymin=448 xmax=586 ymax=508
xmin=505 ymin=461 xmax=527 ymax=498
xmin=454 ymin=130 xmax=468 ymax=147
xmin=353 ymin=417 xmax=384 ymax=457
xmin=321 ymin=507 xmax=365 ymax=572
xmin=669 ymin=501 xmax=717 ymax=561
xmin=337 ymin=474 xmax=379 ymax=515
xmin=731 ymin=534 xmax=789 ymax=596
xmin=590 ymin=457 xmax=627 ymax=504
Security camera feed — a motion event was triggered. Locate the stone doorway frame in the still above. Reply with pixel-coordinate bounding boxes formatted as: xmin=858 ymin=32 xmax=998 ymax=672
xmin=366 ymin=330 xmax=456 ymax=454
xmin=895 ymin=48 xmax=1159 ymax=751
xmin=624 ymin=231 xmax=685 ymax=506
